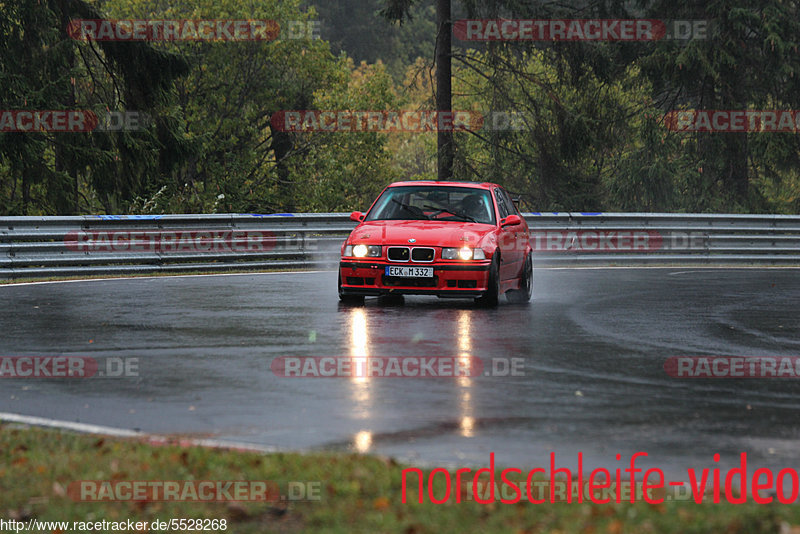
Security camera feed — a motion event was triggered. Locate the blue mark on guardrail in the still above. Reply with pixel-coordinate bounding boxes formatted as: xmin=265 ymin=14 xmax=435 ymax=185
xmin=526 ymin=212 xmax=603 ymax=216
xmin=245 ymin=213 xmax=295 ymax=217
xmin=89 ymin=215 xmax=163 ymax=220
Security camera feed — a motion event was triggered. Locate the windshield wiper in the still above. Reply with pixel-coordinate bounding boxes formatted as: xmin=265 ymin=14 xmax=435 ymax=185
xmin=451 ymin=212 xmax=478 ymax=223
xmin=422 ymin=203 xmax=477 ymax=223
xmin=390 ymin=198 xmax=426 ymax=219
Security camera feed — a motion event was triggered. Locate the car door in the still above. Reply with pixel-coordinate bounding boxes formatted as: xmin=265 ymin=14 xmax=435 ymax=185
xmin=493 ymin=187 xmax=519 ymax=280
xmin=500 ymin=186 xmax=529 ymax=262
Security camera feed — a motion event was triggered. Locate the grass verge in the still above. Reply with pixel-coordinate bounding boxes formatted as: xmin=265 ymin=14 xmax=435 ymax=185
xmin=2 ymin=425 xmax=800 ymax=533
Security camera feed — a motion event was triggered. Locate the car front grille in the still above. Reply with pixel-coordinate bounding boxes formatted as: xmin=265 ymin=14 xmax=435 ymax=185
xmin=387 ymin=247 xmax=410 ymax=261
xmin=411 ymin=247 xmax=434 ymax=262
xmin=388 ymin=246 xmax=435 ymax=262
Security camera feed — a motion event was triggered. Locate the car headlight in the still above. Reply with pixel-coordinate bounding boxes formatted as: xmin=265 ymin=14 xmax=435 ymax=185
xmin=442 ymin=247 xmax=458 ymax=260
xmin=442 ymin=247 xmax=485 ymax=260
xmin=345 ymin=244 xmax=381 ymax=258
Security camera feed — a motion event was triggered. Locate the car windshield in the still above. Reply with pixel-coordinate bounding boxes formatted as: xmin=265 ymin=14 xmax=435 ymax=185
xmin=365 ymin=186 xmax=495 ymax=224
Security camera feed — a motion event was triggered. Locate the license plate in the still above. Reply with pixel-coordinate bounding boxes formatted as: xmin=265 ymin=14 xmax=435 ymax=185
xmin=385 ymin=266 xmax=433 ymax=278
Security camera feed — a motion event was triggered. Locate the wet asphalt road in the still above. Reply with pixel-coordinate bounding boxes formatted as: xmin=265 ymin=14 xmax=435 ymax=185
xmin=1 ymin=267 xmax=799 ymax=478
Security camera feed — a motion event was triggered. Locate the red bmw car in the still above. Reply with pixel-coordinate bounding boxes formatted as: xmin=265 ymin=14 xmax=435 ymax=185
xmin=338 ymin=181 xmax=533 ymax=306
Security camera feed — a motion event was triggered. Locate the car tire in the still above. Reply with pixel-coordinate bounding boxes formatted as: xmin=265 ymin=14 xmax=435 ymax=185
xmin=338 ymin=272 xmax=364 ymax=305
xmin=506 ymin=252 xmax=532 ymax=304
xmin=475 ymin=252 xmax=500 ymax=307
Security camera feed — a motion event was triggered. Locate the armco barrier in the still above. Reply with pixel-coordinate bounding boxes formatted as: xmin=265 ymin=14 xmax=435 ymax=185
xmin=1 ymin=212 xmax=799 ymax=279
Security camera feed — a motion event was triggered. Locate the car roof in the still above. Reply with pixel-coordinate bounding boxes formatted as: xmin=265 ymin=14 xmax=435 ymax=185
xmin=387 ymin=181 xmax=499 ymax=190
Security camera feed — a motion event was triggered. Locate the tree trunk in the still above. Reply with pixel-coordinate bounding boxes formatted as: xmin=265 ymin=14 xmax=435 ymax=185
xmin=436 ymin=0 xmax=453 ymax=180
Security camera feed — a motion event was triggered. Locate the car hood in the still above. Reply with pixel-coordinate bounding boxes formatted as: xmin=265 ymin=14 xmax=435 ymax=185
xmin=348 ymin=220 xmax=494 ymax=247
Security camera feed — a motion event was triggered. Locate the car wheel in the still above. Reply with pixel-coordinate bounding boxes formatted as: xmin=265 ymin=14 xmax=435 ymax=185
xmin=506 ymin=253 xmax=532 ymax=304
xmin=338 ymin=272 xmax=364 ymax=305
xmin=475 ymin=252 xmax=500 ymax=307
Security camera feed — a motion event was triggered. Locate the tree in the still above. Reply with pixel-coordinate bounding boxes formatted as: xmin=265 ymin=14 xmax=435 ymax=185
xmin=382 ymin=0 xmax=455 ymax=180
xmin=0 ymin=0 xmax=190 ymax=214
xmin=638 ymin=0 xmax=800 ymax=211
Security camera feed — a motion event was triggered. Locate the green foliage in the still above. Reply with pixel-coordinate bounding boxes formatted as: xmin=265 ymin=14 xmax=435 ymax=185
xmin=100 ymin=0 xmax=338 ymax=213
xmin=0 ymin=0 xmax=191 ymax=215
xmin=635 ymin=0 xmax=800 ymax=211
xmin=450 ymin=48 xmax=665 ymax=211
xmin=3 ymin=0 xmax=800 ymax=215
xmin=287 ymin=59 xmax=404 ymax=211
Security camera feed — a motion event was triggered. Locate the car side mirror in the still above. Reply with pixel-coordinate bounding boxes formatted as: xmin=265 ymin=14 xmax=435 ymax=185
xmin=350 ymin=211 xmax=365 ymax=222
xmin=500 ymin=214 xmax=522 ymax=227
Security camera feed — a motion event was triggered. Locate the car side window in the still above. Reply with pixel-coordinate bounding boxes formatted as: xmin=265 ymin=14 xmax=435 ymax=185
xmin=500 ymin=188 xmax=520 ymax=215
xmin=494 ymin=189 xmax=510 ymax=219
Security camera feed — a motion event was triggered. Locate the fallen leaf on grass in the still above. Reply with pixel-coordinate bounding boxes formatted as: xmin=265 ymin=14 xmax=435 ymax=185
xmin=606 ymin=519 xmax=623 ymax=534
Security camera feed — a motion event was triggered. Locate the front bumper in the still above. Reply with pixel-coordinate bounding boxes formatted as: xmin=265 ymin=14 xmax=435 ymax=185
xmin=339 ymin=260 xmax=491 ymax=298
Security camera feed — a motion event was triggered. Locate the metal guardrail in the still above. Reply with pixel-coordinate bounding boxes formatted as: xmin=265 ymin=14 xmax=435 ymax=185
xmin=1 ymin=212 xmax=799 ymax=279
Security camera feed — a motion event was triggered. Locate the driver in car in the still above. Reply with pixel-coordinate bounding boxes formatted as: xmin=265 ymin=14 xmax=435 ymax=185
xmin=459 ymin=194 xmax=489 ymax=222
